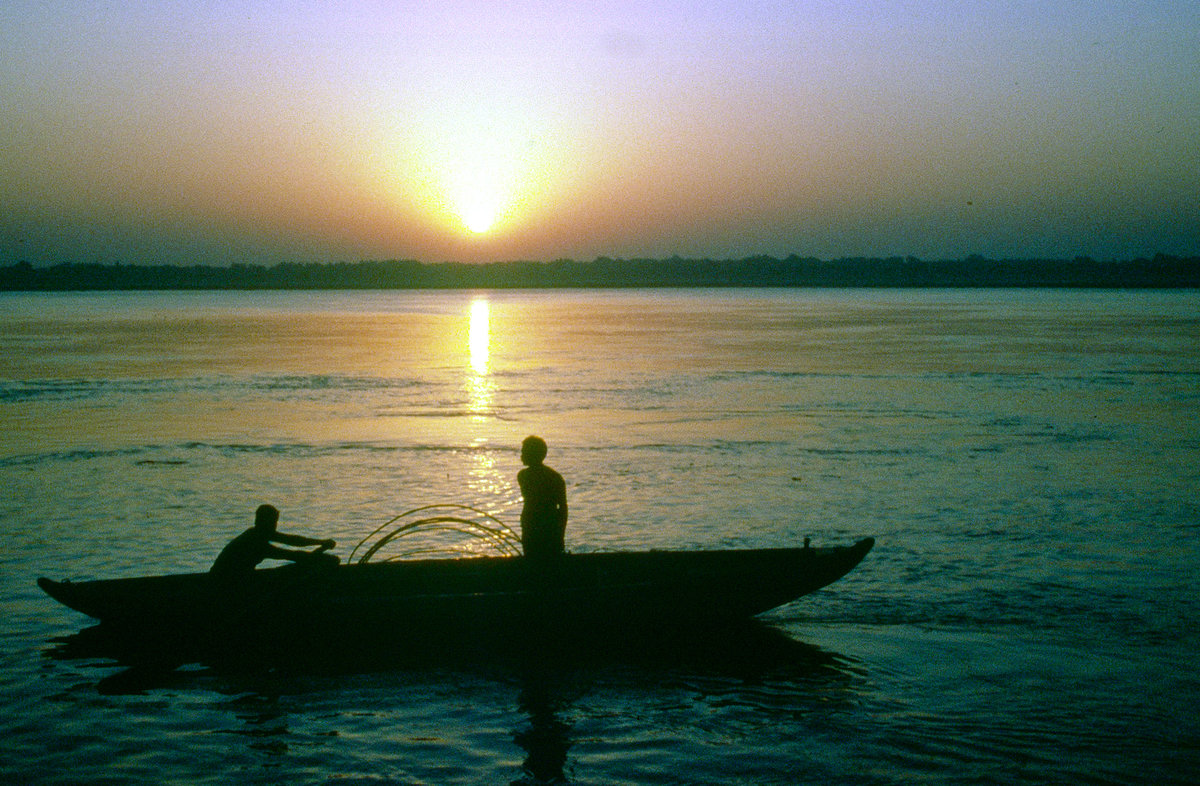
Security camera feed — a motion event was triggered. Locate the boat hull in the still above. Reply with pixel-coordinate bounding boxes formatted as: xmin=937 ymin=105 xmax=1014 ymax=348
xmin=39 ymin=539 xmax=874 ymax=636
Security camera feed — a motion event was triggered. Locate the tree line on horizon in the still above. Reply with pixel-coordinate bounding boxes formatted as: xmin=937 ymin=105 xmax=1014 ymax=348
xmin=1 ymin=254 xmax=1197 ymax=290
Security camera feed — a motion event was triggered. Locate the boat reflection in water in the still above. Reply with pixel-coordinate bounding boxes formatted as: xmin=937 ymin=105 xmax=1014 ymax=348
xmin=46 ymin=586 xmax=858 ymax=783
xmin=46 ymin=614 xmax=857 ymax=711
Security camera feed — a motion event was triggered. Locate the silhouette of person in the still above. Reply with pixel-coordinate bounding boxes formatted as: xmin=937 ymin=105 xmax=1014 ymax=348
xmin=517 ymin=436 xmax=568 ymax=560
xmin=210 ymin=504 xmax=336 ymax=576
xmin=513 ymin=679 xmax=571 ymax=784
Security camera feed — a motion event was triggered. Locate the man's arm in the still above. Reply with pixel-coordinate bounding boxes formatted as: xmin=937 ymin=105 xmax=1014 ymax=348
xmin=262 ymin=543 xmax=339 ymax=567
xmin=272 ymin=531 xmax=336 ymax=549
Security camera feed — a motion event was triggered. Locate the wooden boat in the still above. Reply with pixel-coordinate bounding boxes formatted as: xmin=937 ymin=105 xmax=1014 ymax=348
xmin=38 ymin=538 xmax=874 ymax=637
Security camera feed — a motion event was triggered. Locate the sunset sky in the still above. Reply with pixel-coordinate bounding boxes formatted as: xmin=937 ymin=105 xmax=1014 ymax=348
xmin=2 ymin=1 xmax=1198 ymax=266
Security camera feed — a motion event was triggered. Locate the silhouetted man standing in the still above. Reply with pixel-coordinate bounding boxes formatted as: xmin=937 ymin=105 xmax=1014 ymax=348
xmin=517 ymin=436 xmax=568 ymax=559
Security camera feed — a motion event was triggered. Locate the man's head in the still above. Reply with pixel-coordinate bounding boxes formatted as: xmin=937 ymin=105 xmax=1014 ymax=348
xmin=254 ymin=504 xmax=280 ymax=531
xmin=521 ymin=435 xmax=548 ymax=466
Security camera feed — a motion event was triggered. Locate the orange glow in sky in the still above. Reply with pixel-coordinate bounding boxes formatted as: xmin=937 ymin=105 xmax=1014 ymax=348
xmin=1 ymin=2 xmax=1197 ymax=265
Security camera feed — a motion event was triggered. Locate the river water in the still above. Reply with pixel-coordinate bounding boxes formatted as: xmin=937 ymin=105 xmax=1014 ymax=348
xmin=2 ymin=288 xmax=1198 ymax=784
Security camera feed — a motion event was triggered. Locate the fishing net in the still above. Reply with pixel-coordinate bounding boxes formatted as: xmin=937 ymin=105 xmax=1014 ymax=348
xmin=348 ymin=504 xmax=522 ymax=564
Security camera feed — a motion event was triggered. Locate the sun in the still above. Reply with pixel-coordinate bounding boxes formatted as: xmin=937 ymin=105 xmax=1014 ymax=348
xmin=446 ymin=163 xmax=513 ymax=235
xmin=386 ymin=96 xmax=557 ymax=239
xmin=459 ymin=199 xmax=499 ymax=235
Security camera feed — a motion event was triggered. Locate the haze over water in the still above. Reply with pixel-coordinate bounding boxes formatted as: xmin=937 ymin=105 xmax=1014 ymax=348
xmin=2 ymin=288 xmax=1199 ymax=784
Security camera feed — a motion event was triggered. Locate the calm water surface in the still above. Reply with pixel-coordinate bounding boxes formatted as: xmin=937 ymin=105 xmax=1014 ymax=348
xmin=2 ymin=288 xmax=1198 ymax=784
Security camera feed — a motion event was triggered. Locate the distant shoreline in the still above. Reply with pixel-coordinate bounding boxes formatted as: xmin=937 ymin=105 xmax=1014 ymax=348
xmin=2 ymin=254 xmax=1197 ymax=291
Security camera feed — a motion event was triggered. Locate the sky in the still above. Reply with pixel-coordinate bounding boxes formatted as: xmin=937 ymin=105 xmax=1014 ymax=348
xmin=2 ymin=0 xmax=1198 ymax=266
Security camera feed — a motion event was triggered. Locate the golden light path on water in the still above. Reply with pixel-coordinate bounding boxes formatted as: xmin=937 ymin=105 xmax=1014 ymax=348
xmin=466 ymin=297 xmax=494 ymax=423
xmin=468 ymin=297 xmax=490 ymax=376
xmin=464 ymin=296 xmax=505 ymax=505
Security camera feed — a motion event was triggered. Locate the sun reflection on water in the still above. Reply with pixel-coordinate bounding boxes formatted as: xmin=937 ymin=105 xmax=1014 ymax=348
xmin=467 ymin=297 xmax=494 ymax=421
xmin=469 ymin=298 xmax=490 ymax=375
xmin=463 ymin=297 xmax=511 ymax=512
